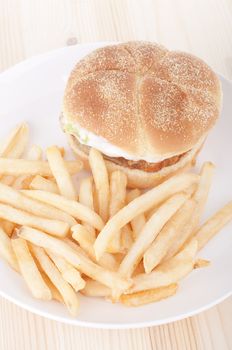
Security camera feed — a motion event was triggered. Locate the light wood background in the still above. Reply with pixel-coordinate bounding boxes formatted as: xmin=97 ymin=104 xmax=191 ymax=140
xmin=0 ymin=1 xmax=232 ymax=349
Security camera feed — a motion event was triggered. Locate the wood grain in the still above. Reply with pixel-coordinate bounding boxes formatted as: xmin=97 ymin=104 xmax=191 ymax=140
xmin=0 ymin=0 xmax=231 ymax=349
xmin=0 ymin=297 xmax=231 ymax=350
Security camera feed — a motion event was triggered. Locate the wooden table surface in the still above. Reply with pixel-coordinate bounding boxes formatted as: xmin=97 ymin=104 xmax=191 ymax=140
xmin=0 ymin=1 xmax=231 ymax=349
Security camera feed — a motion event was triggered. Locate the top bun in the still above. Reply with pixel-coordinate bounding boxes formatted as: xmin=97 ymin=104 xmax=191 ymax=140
xmin=63 ymin=41 xmax=222 ymax=160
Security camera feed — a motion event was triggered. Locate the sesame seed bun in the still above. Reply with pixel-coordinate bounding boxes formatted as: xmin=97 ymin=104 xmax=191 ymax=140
xmin=62 ymin=41 xmax=222 ymax=187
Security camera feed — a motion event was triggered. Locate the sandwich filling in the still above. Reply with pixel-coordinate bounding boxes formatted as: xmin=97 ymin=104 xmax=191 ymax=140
xmin=62 ymin=118 xmax=204 ymax=173
xmin=63 ymin=121 xmax=172 ymax=163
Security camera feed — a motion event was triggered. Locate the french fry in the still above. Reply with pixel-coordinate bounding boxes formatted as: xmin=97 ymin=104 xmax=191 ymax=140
xmin=126 ymin=189 xmax=146 ymax=239
xmin=21 ymin=189 xmax=104 ymax=231
xmin=81 ymin=279 xmax=111 ymax=297
xmin=46 ymin=249 xmax=85 ymax=292
xmin=30 ymin=244 xmax=79 ymax=316
xmin=93 ymin=185 xmax=99 ymax=214
xmin=145 ymin=206 xmax=159 ymax=221
xmin=94 ymin=173 xmax=199 ymax=260
xmin=121 ymin=224 xmax=133 ymax=252
xmin=12 ymin=145 xmax=43 ymax=190
xmin=29 ymin=175 xmax=59 ymax=194
xmin=0 ymin=159 xmax=82 ymax=176
xmin=0 ymin=203 xmax=69 ymax=237
xmin=46 ymin=146 xmax=77 ymax=200
xmin=163 ymin=162 xmax=215 ymax=261
xmin=0 ymin=227 xmax=19 ymax=271
xmin=119 ymin=193 xmax=188 ymax=278
xmin=0 ymin=123 xmax=29 ymax=184
xmin=109 ymin=171 xmax=127 ymax=216
xmin=89 ymin=148 xmax=110 ymax=222
xmin=193 ymin=162 xmax=215 ymax=224
xmin=71 ymin=224 xmax=96 ymax=257
xmin=0 ymin=219 xmax=15 ymax=237
xmin=107 ymin=171 xmax=127 ymax=253
xmin=11 ymin=238 xmax=52 ymax=300
xmin=0 ymin=123 xmax=29 ymax=158
xmin=71 ymin=224 xmax=118 ymax=271
xmin=0 ymin=182 xmax=76 ymax=226
xmin=18 ymin=226 xmax=132 ymax=293
xmin=64 ymin=238 xmax=90 ymax=258
xmin=143 ymin=199 xmax=196 ymax=273
xmin=0 ymin=176 xmax=15 ymax=186
xmin=128 ymin=240 xmax=198 ymax=293
xmin=79 ymin=177 xmax=95 ymax=239
xmin=120 ymin=284 xmax=178 ymax=306
xmin=40 ymin=271 xmax=63 ymax=302
xmin=25 ymin=144 xmax=43 ymax=160
xmin=194 ymin=201 xmax=232 ymax=251
xmin=194 ymin=259 xmax=210 ymax=269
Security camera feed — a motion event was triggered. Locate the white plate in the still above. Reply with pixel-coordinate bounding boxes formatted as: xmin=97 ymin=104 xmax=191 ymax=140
xmin=0 ymin=43 xmax=231 ymax=329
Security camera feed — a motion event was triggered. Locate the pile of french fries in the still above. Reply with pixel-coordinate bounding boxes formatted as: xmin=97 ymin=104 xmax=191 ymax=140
xmin=0 ymin=123 xmax=232 ymax=316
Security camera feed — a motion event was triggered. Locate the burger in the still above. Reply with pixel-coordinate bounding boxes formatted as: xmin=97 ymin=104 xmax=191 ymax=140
xmin=61 ymin=42 xmax=222 ymax=188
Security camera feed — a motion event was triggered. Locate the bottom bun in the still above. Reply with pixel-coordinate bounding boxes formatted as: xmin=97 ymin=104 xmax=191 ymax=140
xmin=67 ymin=134 xmax=202 ymax=189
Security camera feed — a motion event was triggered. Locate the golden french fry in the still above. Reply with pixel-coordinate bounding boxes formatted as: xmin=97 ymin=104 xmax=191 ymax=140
xmin=126 ymin=189 xmax=146 ymax=239
xmin=93 ymin=185 xmax=99 ymax=213
xmin=18 ymin=227 xmax=132 ymax=293
xmin=0 ymin=124 xmax=24 ymax=156
xmin=0 ymin=123 xmax=29 ymax=184
xmin=0 ymin=219 xmax=15 ymax=237
xmin=30 ymin=244 xmax=79 ymax=316
xmin=21 ymin=189 xmax=104 ymax=231
xmin=0 ymin=203 xmax=69 ymax=237
xmin=128 ymin=240 xmax=198 ymax=293
xmin=40 ymin=271 xmax=63 ymax=302
xmin=194 ymin=259 xmax=210 ymax=269
xmin=164 ymin=162 xmax=215 ymax=261
xmin=194 ymin=201 xmax=232 ymax=251
xmin=11 ymin=238 xmax=52 ymax=300
xmin=46 ymin=249 xmax=85 ymax=292
xmin=46 ymin=146 xmax=77 ymax=200
xmin=143 ymin=199 xmax=196 ymax=273
xmin=72 ymin=224 xmax=95 ymax=257
xmin=145 ymin=206 xmax=159 ymax=221
xmin=120 ymin=284 xmax=178 ymax=306
xmin=64 ymin=238 xmax=90 ymax=258
xmin=81 ymin=278 xmax=111 ymax=297
xmin=71 ymin=224 xmax=118 ymax=271
xmin=0 ymin=182 xmax=76 ymax=226
xmin=109 ymin=171 xmax=127 ymax=216
xmin=0 ymin=123 xmax=29 ymax=158
xmin=0 ymin=159 xmax=82 ymax=176
xmin=94 ymin=173 xmax=199 ymax=260
xmin=79 ymin=177 xmax=95 ymax=239
xmin=193 ymin=162 xmax=215 ymax=223
xmin=29 ymin=175 xmax=59 ymax=193
xmin=26 ymin=144 xmax=43 ymax=159
xmin=0 ymin=176 xmax=15 ymax=186
xmin=0 ymin=227 xmax=19 ymax=271
xmin=12 ymin=145 xmax=43 ymax=190
xmin=121 ymin=224 xmax=133 ymax=252
xmin=89 ymin=148 xmax=110 ymax=222
xmin=107 ymin=171 xmax=127 ymax=253
xmin=119 ymin=193 xmax=188 ymax=278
